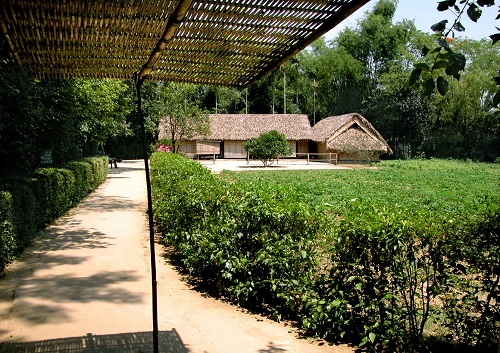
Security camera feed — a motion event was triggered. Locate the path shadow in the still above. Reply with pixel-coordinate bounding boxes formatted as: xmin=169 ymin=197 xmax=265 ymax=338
xmin=37 ymin=225 xmax=114 ymax=252
xmin=0 ymin=270 xmax=144 ymax=325
xmin=14 ymin=271 xmax=143 ymax=305
xmin=107 ymin=160 xmax=145 ymax=175
xmin=258 ymin=342 xmax=288 ymax=352
xmin=0 ymin=330 xmax=190 ymax=353
xmin=80 ymin=194 xmax=144 ymax=213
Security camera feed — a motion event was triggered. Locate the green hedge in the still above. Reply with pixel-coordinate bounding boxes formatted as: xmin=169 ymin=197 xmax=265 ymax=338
xmin=151 ymin=154 xmax=500 ymax=351
xmin=0 ymin=156 xmax=108 ymax=275
xmin=151 ymin=152 xmax=326 ymax=319
xmin=83 ymin=156 xmax=108 ymax=188
xmin=0 ymin=191 xmax=16 ymax=272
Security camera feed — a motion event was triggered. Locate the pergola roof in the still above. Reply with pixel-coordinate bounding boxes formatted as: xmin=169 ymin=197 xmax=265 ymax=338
xmin=1 ymin=0 xmax=369 ymax=88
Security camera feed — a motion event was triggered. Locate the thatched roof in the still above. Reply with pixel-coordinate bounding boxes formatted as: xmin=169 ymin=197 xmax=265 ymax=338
xmin=1 ymin=0 xmax=369 ymax=87
xmin=160 ymin=114 xmax=312 ymax=141
xmin=312 ymin=113 xmax=392 ymax=154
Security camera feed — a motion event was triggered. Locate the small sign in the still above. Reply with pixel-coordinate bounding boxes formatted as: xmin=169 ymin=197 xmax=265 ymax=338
xmin=40 ymin=150 xmax=53 ymax=166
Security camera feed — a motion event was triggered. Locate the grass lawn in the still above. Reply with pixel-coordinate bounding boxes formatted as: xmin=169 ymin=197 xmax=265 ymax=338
xmin=219 ymin=159 xmax=500 ymax=221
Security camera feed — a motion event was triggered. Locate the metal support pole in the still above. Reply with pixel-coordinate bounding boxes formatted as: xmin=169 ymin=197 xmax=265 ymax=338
xmin=135 ymin=75 xmax=159 ymax=353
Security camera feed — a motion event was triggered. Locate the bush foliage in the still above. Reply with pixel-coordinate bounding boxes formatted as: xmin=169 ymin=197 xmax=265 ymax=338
xmin=243 ymin=130 xmax=293 ymax=167
xmin=151 ymin=155 xmax=500 ymax=351
xmin=0 ymin=156 xmax=108 ymax=274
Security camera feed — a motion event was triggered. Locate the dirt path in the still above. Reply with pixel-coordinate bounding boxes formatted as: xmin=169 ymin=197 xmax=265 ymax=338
xmin=0 ymin=160 xmax=353 ymax=353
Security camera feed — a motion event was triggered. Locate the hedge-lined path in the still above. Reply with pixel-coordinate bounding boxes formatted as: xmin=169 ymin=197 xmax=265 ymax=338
xmin=0 ymin=160 xmax=353 ymax=353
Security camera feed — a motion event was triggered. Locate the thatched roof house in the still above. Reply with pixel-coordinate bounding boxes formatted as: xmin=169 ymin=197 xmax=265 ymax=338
xmin=161 ymin=114 xmax=312 ymax=158
xmin=311 ymin=113 xmax=392 ymax=162
xmin=159 ymin=112 xmax=392 ymax=162
xmin=203 ymin=114 xmax=312 ymax=141
xmin=311 ymin=113 xmax=392 ymax=161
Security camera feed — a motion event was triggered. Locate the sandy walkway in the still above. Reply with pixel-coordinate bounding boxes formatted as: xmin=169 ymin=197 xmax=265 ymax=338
xmin=0 ymin=160 xmax=353 ymax=353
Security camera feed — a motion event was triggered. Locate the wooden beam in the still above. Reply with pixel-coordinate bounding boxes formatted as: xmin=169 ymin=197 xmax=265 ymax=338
xmin=136 ymin=0 xmax=195 ymax=80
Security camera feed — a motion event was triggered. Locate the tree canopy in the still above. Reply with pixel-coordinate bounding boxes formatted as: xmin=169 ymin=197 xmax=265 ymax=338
xmin=244 ymin=130 xmax=292 ymax=167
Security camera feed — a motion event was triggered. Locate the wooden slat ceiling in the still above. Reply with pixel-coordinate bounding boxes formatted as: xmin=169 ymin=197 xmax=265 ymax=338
xmin=0 ymin=0 xmax=369 ymax=88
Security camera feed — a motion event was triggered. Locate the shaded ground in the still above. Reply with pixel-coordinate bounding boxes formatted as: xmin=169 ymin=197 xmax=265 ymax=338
xmin=0 ymin=160 xmax=353 ymax=353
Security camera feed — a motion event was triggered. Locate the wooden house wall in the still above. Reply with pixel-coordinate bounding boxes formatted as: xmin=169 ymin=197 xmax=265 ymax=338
xmin=297 ymin=140 xmax=308 ymax=154
xmin=178 ymin=141 xmax=196 ymax=155
xmin=196 ymin=141 xmax=221 ymax=155
xmin=223 ymin=141 xmax=247 ymax=158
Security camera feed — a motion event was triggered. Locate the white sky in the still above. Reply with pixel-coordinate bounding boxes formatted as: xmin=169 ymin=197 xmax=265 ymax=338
xmin=325 ymin=0 xmax=498 ymax=41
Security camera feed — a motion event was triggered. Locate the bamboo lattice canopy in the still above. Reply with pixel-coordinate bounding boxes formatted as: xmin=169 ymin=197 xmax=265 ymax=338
xmin=1 ymin=0 xmax=369 ymax=88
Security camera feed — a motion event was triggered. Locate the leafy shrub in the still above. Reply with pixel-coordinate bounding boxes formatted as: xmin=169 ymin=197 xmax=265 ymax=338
xmin=0 ymin=155 xmax=108 ymax=274
xmin=441 ymin=207 xmax=500 ymax=351
xmin=0 ymin=177 xmax=40 ymax=247
xmin=217 ymin=159 xmax=500 ymax=351
xmin=65 ymin=160 xmax=94 ymax=202
xmin=151 ymin=157 xmax=500 ymax=351
xmin=83 ymin=156 xmax=108 ymax=188
xmin=244 ymin=130 xmax=293 ymax=166
xmin=0 ymin=191 xmax=16 ymax=274
xmin=151 ymin=152 xmax=326 ymax=319
xmin=34 ymin=167 xmax=76 ymax=224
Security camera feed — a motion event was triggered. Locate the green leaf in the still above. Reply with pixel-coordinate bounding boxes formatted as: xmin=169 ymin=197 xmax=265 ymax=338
xmin=431 ymin=19 xmax=448 ymax=33
xmin=432 ymin=60 xmax=448 ymax=70
xmin=347 ymin=275 xmax=356 ymax=282
xmin=408 ymin=69 xmax=422 ymax=86
xmin=415 ymin=63 xmax=431 ymax=70
xmin=437 ymin=76 xmax=449 ymax=95
xmin=446 ymin=52 xmax=466 ymax=76
xmin=493 ymin=89 xmax=500 ymax=107
xmin=477 ymin=0 xmax=494 ymax=6
xmin=453 ymin=22 xmax=465 ymax=32
xmin=409 ymin=68 xmax=422 ymax=86
xmin=425 ymin=78 xmax=435 ymax=96
xmin=437 ymin=1 xmax=451 ymax=11
xmin=467 ymin=3 xmax=482 ymax=22
xmin=490 ymin=33 xmax=500 ymax=45
xmin=422 ymin=45 xmax=430 ymax=56
xmin=369 ymin=332 xmax=376 ymax=343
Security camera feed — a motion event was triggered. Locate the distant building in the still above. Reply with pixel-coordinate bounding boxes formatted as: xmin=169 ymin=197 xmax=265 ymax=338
xmin=311 ymin=113 xmax=392 ymax=162
xmin=159 ymin=113 xmax=392 ymax=162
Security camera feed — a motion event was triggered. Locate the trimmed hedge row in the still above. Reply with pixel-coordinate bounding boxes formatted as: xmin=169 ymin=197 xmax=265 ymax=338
xmin=151 ymin=153 xmax=500 ymax=352
xmin=151 ymin=152 xmax=326 ymax=319
xmin=0 ymin=156 xmax=108 ymax=274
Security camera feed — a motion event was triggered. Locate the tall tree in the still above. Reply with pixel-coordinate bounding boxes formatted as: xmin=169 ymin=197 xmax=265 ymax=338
xmin=335 ymin=0 xmax=415 ymax=96
xmin=150 ymin=82 xmax=210 ymax=154
xmin=74 ymin=79 xmax=132 ymax=151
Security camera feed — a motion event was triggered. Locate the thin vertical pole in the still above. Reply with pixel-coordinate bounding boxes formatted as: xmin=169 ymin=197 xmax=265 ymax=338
xmin=313 ymin=79 xmax=316 ymax=125
xmin=283 ymin=64 xmax=286 ymax=114
xmin=136 ymin=76 xmax=159 ymax=353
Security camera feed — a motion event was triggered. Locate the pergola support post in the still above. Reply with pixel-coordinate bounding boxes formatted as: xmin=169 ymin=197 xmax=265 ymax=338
xmin=135 ymin=74 xmax=160 ymax=353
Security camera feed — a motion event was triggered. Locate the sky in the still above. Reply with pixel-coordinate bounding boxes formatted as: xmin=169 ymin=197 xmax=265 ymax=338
xmin=325 ymin=0 xmax=498 ymax=41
